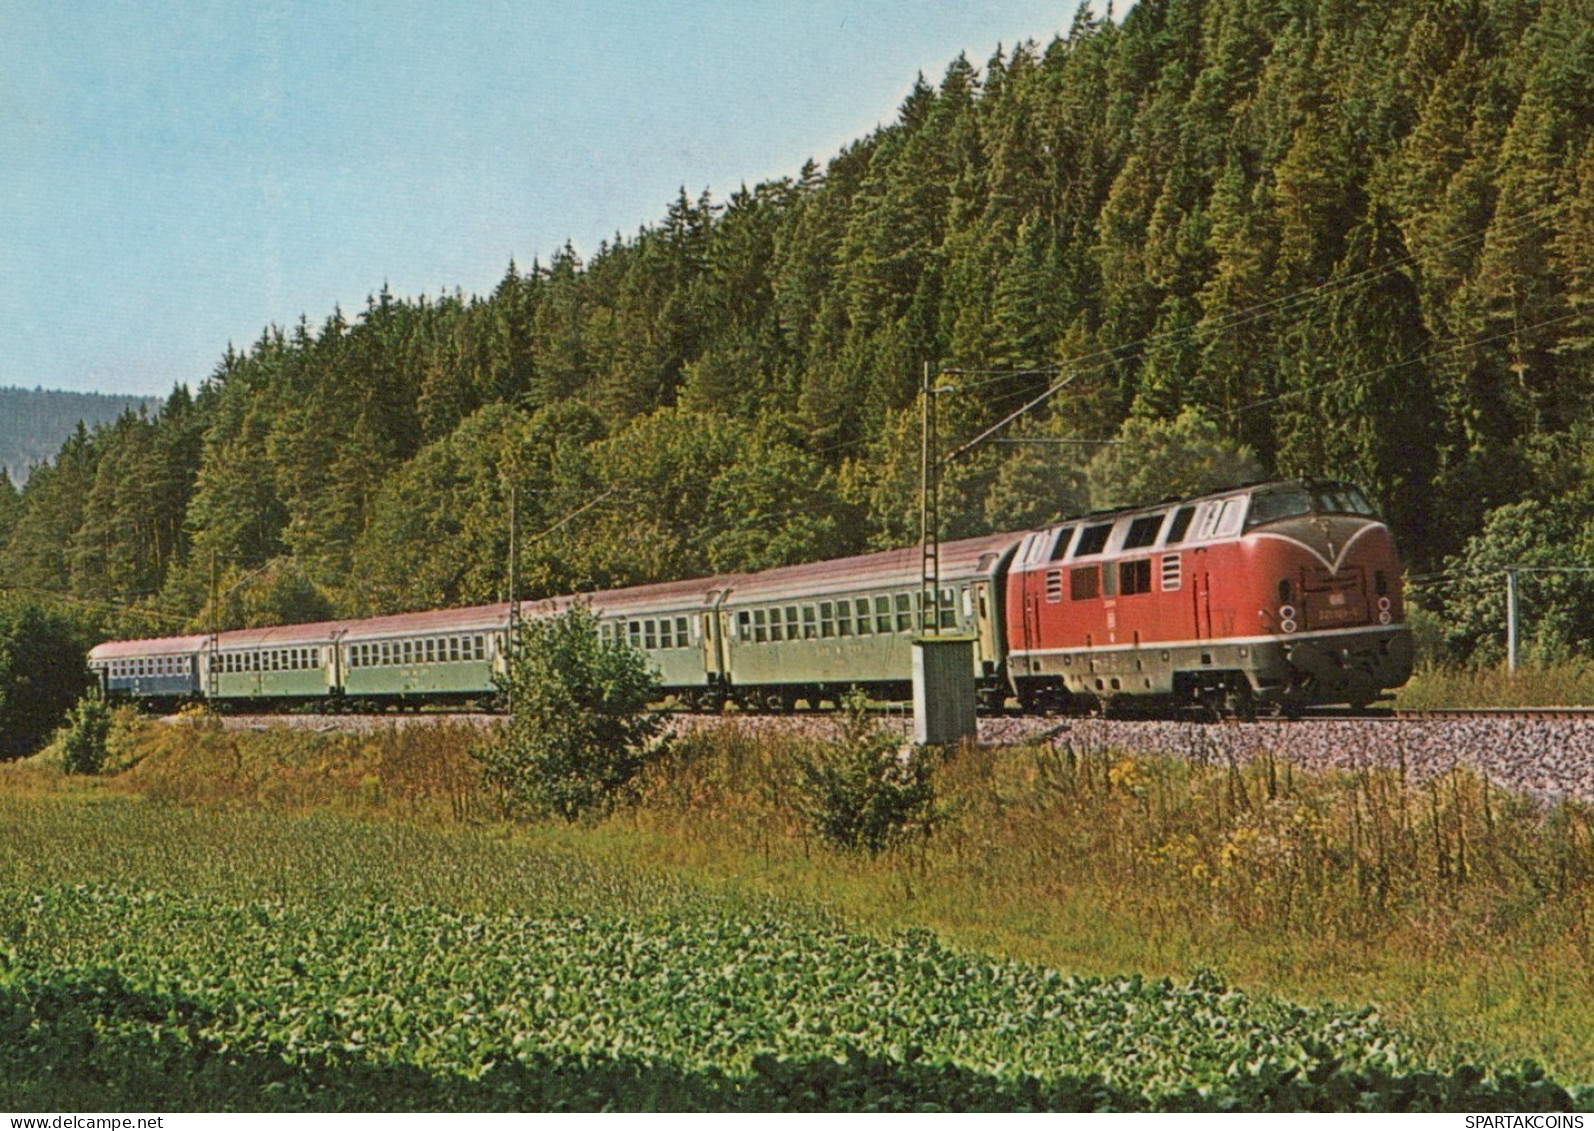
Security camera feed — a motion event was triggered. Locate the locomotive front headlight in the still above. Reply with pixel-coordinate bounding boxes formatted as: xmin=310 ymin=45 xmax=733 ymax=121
xmin=1278 ymin=604 xmax=1297 ymax=634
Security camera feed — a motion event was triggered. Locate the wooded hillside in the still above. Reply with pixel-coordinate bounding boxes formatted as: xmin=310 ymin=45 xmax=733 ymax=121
xmin=0 ymin=388 xmax=159 ymax=485
xmin=4 ymin=0 xmax=1590 ymax=664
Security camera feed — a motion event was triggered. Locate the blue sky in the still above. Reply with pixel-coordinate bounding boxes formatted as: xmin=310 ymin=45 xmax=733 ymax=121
xmin=2 ymin=2 xmax=1094 ymax=396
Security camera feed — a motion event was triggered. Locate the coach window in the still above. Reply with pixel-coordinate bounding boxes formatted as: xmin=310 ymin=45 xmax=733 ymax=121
xmin=940 ymin=588 xmax=957 ymax=630
xmin=1074 ymin=523 xmax=1113 ymax=557
xmin=872 ymin=595 xmax=891 ymax=634
xmin=895 ymin=593 xmax=912 ymax=632
xmin=737 ymin=610 xmax=752 ymax=642
xmin=449 ymin=637 xmax=461 ymax=662
xmin=1071 ymin=566 xmax=1099 ymax=601
xmin=785 ymin=606 xmax=800 ymax=641
xmin=753 ymin=609 xmax=768 ymax=643
xmin=1119 ymin=558 xmax=1153 ymax=596
xmin=852 ymin=597 xmax=871 ymax=635
xmin=474 ymin=635 xmax=486 ymax=660
xmin=677 ymin=617 xmax=690 ymax=646
xmin=819 ymin=602 xmax=834 ymax=638
xmin=645 ymin=620 xmax=658 ymax=650
xmin=802 ymin=606 xmax=818 ymax=639
xmin=837 ymin=601 xmax=853 ymax=637
xmin=1123 ymin=514 xmax=1165 ymax=550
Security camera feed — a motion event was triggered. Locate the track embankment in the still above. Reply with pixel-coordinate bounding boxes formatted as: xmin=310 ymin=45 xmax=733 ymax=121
xmin=177 ymin=710 xmax=1594 ymax=803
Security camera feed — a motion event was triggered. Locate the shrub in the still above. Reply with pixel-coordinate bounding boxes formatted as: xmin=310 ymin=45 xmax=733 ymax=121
xmin=474 ymin=606 xmax=667 ymax=820
xmin=797 ymin=691 xmax=939 ymax=856
xmin=59 ymin=695 xmax=113 ymax=775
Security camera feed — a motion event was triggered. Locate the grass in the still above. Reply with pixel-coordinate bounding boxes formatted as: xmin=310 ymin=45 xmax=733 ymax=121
xmin=3 ymin=708 xmax=1593 ymax=1097
xmin=1397 ymin=662 xmax=1594 ymax=708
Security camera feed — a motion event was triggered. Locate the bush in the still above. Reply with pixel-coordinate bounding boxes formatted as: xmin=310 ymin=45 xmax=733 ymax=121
xmin=797 ymin=691 xmax=940 ymax=856
xmin=59 ymin=695 xmax=113 ymax=775
xmin=474 ymin=606 xmax=667 ymax=820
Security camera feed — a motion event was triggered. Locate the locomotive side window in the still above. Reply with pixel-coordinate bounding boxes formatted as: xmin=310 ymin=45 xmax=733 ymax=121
xmin=1119 ymin=559 xmax=1153 ymax=595
xmin=1074 ymin=523 xmax=1113 ymax=557
xmin=1165 ymin=506 xmax=1197 ymax=544
xmin=1123 ymin=514 xmax=1165 ymax=550
xmin=1048 ymin=526 xmax=1076 ymax=560
xmin=1070 ymin=567 xmax=1099 ymax=601
xmin=1217 ymin=499 xmax=1246 ymax=537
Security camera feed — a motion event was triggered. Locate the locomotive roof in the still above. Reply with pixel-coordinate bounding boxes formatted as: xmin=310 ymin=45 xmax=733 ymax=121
xmin=1064 ymin=477 xmax=1362 ymax=525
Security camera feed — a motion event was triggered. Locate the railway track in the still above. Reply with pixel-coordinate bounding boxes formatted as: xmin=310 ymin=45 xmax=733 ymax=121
xmin=178 ymin=703 xmax=1594 ymax=727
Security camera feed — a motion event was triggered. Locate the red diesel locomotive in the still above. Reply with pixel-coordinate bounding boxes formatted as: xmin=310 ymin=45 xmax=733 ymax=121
xmin=1005 ymin=480 xmax=1413 ymax=716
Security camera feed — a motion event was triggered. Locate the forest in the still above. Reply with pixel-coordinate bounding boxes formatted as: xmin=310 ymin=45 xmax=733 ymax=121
xmin=2 ymin=0 xmax=1590 ymax=667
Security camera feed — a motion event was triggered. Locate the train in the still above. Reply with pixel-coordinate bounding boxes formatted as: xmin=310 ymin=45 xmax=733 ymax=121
xmin=89 ymin=478 xmax=1415 ymax=718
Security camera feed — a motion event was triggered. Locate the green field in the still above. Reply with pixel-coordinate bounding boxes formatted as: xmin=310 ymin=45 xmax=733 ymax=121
xmin=0 ymin=787 xmax=1586 ymax=1112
